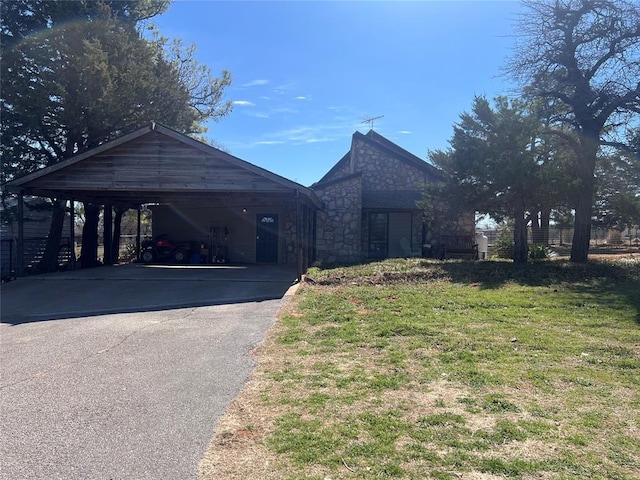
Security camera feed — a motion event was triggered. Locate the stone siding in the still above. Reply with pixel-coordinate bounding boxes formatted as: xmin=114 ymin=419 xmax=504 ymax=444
xmin=282 ymin=208 xmax=297 ymax=264
xmin=313 ymin=133 xmax=448 ymax=264
xmin=351 ymin=136 xmax=431 ymax=191
xmin=313 ymin=175 xmax=362 ymax=264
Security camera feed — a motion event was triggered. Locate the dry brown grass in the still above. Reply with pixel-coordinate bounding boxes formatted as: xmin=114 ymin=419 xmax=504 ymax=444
xmin=199 ymin=300 xmax=298 ymax=480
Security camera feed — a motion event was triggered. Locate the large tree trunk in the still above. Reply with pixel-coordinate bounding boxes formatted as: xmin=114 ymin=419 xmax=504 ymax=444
xmin=36 ymin=198 xmax=66 ymax=273
xmin=530 ymin=212 xmax=543 ymax=244
xmin=79 ymin=203 xmax=102 ymax=268
xmin=103 ymin=204 xmax=113 ymax=265
xmin=111 ymin=207 xmax=125 ymax=264
xmin=570 ymin=185 xmax=594 ymax=263
xmin=540 ymin=209 xmax=550 ymax=245
xmin=513 ymin=210 xmax=529 ymax=263
xmin=570 ymin=139 xmax=598 ymax=263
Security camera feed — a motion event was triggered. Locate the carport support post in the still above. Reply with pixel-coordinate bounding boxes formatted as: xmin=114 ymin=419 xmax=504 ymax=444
xmin=17 ymin=190 xmax=24 ymax=277
xmin=103 ymin=204 xmax=113 ymax=265
xmin=295 ymin=189 xmax=302 ymax=282
xmin=69 ymin=199 xmax=76 ymax=270
xmin=136 ymin=206 xmax=141 ymax=261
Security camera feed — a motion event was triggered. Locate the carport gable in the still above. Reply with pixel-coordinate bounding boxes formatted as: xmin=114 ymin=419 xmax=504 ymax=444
xmin=4 ymin=123 xmax=320 ymax=275
xmin=4 ymin=123 xmax=319 ymax=207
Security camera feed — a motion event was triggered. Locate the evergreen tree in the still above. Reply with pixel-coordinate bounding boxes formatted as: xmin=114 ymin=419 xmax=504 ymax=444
xmin=1 ymin=0 xmax=232 ymax=271
xmin=425 ymin=96 xmax=566 ymax=263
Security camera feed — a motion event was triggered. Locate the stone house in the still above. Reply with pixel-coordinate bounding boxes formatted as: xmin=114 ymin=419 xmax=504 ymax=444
xmin=312 ymin=130 xmax=449 ymax=264
xmin=4 ymin=125 xmax=474 ymax=274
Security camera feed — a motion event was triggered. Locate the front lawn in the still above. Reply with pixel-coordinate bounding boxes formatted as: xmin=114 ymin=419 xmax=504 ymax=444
xmin=200 ymin=258 xmax=640 ymax=480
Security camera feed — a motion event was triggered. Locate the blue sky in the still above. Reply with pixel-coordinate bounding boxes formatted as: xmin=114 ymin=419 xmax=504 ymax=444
xmin=153 ymin=1 xmax=523 ymax=186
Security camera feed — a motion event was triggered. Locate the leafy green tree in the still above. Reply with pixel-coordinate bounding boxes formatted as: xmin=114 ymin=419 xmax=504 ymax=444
xmin=506 ymin=0 xmax=640 ymax=262
xmin=1 ymin=0 xmax=232 ymax=271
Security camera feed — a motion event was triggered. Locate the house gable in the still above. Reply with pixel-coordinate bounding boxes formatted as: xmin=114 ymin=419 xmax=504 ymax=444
xmin=22 ymin=131 xmax=293 ymax=193
xmin=350 ymin=131 xmax=441 ymax=194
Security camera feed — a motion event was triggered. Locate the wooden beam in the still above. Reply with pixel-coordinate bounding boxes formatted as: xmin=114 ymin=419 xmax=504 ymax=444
xmin=103 ymin=204 xmax=113 ymax=265
xmin=136 ymin=206 xmax=142 ymax=261
xmin=70 ymin=199 xmax=76 ymax=271
xmin=17 ymin=191 xmax=24 ymax=277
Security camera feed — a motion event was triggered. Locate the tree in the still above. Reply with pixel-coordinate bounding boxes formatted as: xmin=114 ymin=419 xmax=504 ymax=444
xmin=506 ymin=0 xmax=640 ymax=262
xmin=426 ymin=96 xmax=550 ymax=263
xmin=593 ymin=151 xmax=640 ymax=230
xmin=1 ymin=0 xmax=232 ymax=271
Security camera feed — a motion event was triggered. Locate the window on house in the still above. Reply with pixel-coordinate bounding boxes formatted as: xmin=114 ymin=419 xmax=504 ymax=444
xmin=368 ymin=212 xmax=388 ymax=259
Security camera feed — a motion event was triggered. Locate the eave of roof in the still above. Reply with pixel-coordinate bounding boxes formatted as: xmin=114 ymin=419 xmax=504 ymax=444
xmin=311 ymin=172 xmax=362 ymax=190
xmin=362 ymin=190 xmax=424 ymax=210
xmin=314 ymin=151 xmax=351 ymax=185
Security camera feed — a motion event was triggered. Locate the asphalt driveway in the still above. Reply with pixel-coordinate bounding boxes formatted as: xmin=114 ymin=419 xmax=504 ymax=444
xmin=0 ymin=264 xmax=297 ymax=479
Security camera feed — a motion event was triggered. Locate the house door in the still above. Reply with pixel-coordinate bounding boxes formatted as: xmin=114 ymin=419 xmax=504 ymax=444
xmin=256 ymin=214 xmax=278 ymax=263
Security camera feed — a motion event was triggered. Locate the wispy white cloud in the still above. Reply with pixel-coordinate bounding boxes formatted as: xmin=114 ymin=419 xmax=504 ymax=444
xmin=273 ymin=82 xmax=296 ymax=95
xmin=295 ymin=96 xmax=309 ymax=101
xmin=228 ymin=106 xmax=368 ymax=149
xmin=271 ymin=106 xmax=298 ymax=115
xmin=241 ymin=79 xmax=269 ymax=87
xmin=233 ymin=100 xmax=256 ymax=107
xmin=242 ymin=105 xmax=298 ymax=119
xmin=399 ymin=130 xmax=412 ymax=134
xmin=263 ymin=122 xmax=355 ymax=146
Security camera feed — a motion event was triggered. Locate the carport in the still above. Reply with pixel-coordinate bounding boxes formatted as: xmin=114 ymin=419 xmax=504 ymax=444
xmin=3 ymin=123 xmax=322 ymax=280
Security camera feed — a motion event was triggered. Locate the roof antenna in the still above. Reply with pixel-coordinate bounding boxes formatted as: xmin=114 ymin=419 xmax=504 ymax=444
xmin=362 ymin=115 xmax=384 ymax=134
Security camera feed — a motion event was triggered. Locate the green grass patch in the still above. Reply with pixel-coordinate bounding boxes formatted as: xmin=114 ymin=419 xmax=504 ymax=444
xmin=260 ymin=258 xmax=640 ymax=479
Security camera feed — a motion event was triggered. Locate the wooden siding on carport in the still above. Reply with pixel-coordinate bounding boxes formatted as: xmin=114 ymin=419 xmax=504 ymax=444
xmin=23 ymin=131 xmax=292 ymax=194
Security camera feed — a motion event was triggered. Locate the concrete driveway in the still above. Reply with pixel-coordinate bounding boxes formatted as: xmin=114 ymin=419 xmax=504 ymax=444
xmin=0 ymin=264 xmax=297 ymax=479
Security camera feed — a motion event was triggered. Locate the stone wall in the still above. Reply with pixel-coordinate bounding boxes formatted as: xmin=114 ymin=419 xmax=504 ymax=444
xmin=351 ymin=136 xmax=431 ymax=191
xmin=281 ymin=207 xmax=297 ymax=264
xmin=313 ymin=175 xmax=362 ymax=265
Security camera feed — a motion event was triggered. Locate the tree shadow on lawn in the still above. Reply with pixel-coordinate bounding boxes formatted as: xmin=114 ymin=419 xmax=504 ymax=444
xmin=433 ymin=259 xmax=640 ymax=325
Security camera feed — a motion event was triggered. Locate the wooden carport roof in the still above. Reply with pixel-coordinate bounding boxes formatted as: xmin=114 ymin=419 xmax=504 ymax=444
xmin=3 ymin=123 xmax=322 ymax=209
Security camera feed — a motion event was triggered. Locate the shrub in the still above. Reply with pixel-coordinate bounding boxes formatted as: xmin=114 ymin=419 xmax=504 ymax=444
xmin=529 ymin=243 xmax=551 ymax=260
xmin=607 ymin=230 xmax=623 ymax=245
xmin=493 ymin=228 xmax=514 ymax=259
